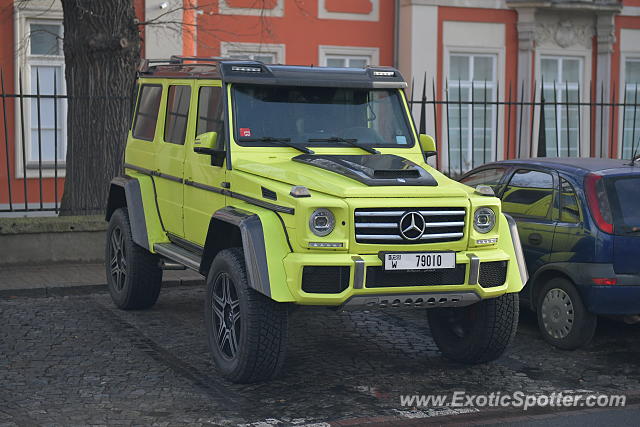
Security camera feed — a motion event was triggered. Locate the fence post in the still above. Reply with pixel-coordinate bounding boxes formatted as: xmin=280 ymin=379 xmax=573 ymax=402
xmin=18 ymin=72 xmax=27 ymax=211
xmin=1 ymin=69 xmax=12 ymax=211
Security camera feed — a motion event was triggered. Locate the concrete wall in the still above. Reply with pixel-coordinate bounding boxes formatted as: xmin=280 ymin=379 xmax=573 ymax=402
xmin=0 ymin=216 xmax=107 ymax=266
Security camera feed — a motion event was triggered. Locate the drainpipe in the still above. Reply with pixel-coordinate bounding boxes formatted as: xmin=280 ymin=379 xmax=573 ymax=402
xmin=393 ymin=0 xmax=400 ymax=68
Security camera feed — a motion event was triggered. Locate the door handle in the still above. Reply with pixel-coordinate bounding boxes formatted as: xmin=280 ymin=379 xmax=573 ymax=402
xmin=528 ymin=233 xmax=542 ymax=246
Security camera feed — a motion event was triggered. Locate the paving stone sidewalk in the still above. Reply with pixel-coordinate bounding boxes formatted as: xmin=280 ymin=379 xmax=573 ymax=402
xmin=0 ymin=262 xmax=204 ymax=298
xmin=2 ymin=287 xmax=640 ymax=426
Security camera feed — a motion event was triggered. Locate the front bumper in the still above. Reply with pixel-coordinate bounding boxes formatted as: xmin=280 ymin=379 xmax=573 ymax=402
xmin=282 ymin=248 xmax=519 ymax=306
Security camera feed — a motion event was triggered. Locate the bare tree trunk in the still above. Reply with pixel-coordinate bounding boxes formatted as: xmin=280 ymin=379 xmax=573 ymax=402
xmin=60 ymin=0 xmax=140 ymax=216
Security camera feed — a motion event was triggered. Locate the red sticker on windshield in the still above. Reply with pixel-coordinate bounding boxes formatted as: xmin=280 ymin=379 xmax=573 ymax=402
xmin=240 ymin=128 xmax=252 ymax=137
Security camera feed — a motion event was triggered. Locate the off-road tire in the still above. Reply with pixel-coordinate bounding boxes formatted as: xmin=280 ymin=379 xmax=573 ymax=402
xmin=106 ymin=208 xmax=162 ymax=310
xmin=536 ymin=277 xmax=597 ymax=350
xmin=427 ymin=293 xmax=519 ymax=364
xmin=205 ymin=248 xmax=288 ymax=383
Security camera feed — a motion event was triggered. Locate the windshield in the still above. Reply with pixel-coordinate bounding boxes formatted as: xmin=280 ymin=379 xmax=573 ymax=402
xmin=607 ymin=176 xmax=640 ymax=232
xmin=232 ymin=84 xmax=414 ymax=148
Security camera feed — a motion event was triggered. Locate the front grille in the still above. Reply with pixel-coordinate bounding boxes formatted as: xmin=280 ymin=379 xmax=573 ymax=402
xmin=354 ymin=207 xmax=466 ymax=244
xmin=302 ymin=266 xmax=350 ymax=294
xmin=365 ymin=264 xmax=467 ymax=288
xmin=479 ymin=261 xmax=508 ymax=288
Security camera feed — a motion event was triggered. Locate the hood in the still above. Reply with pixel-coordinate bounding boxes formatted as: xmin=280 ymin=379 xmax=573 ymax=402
xmin=233 ymin=154 xmax=470 ymax=198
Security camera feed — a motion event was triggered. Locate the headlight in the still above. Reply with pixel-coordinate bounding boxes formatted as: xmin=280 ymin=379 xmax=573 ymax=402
xmin=309 ymin=208 xmax=335 ymax=237
xmin=474 ymin=207 xmax=496 ymax=234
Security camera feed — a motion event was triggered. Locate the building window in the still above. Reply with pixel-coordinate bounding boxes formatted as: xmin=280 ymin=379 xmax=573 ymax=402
xmin=221 ymin=42 xmax=284 ymax=64
xmin=540 ymin=56 xmax=582 ymax=157
xmin=447 ymin=53 xmax=497 ymax=173
xmin=27 ymin=21 xmax=66 ymax=164
xmin=319 ymin=45 xmax=379 ymax=68
xmin=622 ymin=59 xmax=640 ymax=159
xmin=325 ymin=55 xmax=368 ymax=68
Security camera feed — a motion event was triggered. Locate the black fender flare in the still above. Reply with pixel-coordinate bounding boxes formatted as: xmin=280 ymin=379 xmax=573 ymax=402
xmin=201 ymin=206 xmax=271 ymax=297
xmin=105 ymin=176 xmax=150 ymax=250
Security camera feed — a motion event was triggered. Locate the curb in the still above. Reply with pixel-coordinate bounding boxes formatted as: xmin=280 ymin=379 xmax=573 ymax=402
xmin=0 ymin=278 xmax=204 ymax=299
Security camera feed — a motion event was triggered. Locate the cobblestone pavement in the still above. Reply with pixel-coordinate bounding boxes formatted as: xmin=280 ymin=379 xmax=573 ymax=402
xmin=1 ymin=287 xmax=640 ymax=426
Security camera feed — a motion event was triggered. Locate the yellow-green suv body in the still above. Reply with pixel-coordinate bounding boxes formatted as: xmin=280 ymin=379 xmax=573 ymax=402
xmin=106 ymin=57 xmax=527 ymax=383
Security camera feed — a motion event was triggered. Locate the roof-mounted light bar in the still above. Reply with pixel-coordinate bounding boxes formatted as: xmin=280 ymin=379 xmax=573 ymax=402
xmin=231 ymin=66 xmax=262 ymax=73
xmin=372 ymin=70 xmax=396 ymax=77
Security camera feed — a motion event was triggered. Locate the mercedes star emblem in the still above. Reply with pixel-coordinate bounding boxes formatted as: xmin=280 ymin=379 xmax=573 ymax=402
xmin=399 ymin=211 xmax=426 ymax=240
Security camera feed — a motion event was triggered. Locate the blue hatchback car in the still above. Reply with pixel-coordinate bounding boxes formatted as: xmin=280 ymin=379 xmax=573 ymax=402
xmin=460 ymin=157 xmax=640 ymax=349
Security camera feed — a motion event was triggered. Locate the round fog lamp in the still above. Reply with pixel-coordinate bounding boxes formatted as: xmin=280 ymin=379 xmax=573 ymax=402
xmin=309 ymin=208 xmax=335 ymax=237
xmin=474 ymin=207 xmax=496 ymax=234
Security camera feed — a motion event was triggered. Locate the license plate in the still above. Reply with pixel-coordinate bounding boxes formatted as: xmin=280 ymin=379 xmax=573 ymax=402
xmin=383 ymin=252 xmax=455 ymax=271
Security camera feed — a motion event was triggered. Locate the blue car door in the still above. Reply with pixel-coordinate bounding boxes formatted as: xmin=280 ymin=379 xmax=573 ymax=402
xmin=500 ymin=168 xmax=558 ymax=276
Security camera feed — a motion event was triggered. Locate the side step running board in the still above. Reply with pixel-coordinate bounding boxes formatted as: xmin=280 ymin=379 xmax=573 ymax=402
xmin=154 ymin=243 xmax=201 ymax=272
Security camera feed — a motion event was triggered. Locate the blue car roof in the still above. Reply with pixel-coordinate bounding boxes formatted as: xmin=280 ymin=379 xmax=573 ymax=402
xmin=488 ymin=157 xmax=640 ymax=177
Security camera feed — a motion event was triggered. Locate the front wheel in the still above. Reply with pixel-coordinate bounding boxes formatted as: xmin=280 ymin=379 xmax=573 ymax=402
xmin=427 ymin=293 xmax=519 ymax=364
xmin=204 ymin=248 xmax=288 ymax=383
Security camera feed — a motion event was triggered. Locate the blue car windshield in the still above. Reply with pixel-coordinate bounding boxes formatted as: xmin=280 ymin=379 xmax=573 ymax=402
xmin=231 ymin=84 xmax=414 ymax=148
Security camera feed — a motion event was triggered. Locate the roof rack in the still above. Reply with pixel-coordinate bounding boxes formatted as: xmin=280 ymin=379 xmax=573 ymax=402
xmin=137 ymin=56 xmax=265 ymax=74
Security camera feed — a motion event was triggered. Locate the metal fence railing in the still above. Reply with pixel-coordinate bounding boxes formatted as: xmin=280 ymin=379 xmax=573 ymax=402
xmin=0 ymin=69 xmax=67 ymax=215
xmin=2 ymin=70 xmax=640 ymax=215
xmin=407 ymin=75 xmax=640 ymax=177
xmin=0 ymin=69 xmax=129 ymax=216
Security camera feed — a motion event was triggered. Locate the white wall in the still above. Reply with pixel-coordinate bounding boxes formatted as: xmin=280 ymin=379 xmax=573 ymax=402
xmin=145 ymin=0 xmax=184 ymax=59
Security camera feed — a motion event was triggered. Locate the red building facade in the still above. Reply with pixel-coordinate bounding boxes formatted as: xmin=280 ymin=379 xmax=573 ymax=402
xmin=3 ymin=0 xmax=640 ymax=210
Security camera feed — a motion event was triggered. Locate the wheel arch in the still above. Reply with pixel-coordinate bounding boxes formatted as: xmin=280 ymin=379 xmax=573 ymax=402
xmin=529 ymin=266 xmax=576 ymax=311
xmin=105 ymin=174 xmax=166 ymax=251
xmin=201 ymin=205 xmax=295 ymax=302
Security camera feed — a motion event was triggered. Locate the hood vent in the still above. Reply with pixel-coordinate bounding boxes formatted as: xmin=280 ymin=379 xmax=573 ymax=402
xmin=373 ymin=169 xmax=420 ymax=179
xmin=293 ymin=154 xmax=437 ymax=187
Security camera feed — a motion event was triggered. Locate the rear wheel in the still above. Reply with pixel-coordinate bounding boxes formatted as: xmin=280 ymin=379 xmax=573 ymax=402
xmin=536 ymin=277 xmax=596 ymax=350
xmin=106 ymin=208 xmax=162 ymax=310
xmin=205 ymin=248 xmax=288 ymax=383
xmin=427 ymin=293 xmax=519 ymax=364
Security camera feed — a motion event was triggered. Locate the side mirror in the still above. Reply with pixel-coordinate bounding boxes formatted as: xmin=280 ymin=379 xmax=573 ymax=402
xmin=194 ymin=132 xmax=218 ymax=154
xmin=419 ymin=134 xmax=437 ymax=162
xmin=194 ymin=131 xmax=225 ymax=167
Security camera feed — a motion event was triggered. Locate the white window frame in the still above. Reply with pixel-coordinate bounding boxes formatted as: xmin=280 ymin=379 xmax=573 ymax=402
xmin=620 ymin=55 xmax=640 ymax=160
xmin=318 ymin=45 xmax=379 ymax=67
xmin=14 ymin=3 xmax=66 ymax=179
xmin=218 ymin=0 xmax=284 ymax=17
xmin=533 ymin=48 xmax=591 ymax=158
xmin=317 ymin=0 xmax=379 ymax=22
xmin=220 ymin=42 xmax=285 ymax=64
xmin=443 ymin=47 xmax=504 ymax=175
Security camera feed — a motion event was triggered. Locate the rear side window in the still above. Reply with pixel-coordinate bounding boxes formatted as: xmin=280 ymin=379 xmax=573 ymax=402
xmin=502 ymin=169 xmax=554 ymax=219
xmin=607 ymin=176 xmax=640 ymax=233
xmin=164 ymin=85 xmax=191 ymax=145
xmin=559 ymin=178 xmax=581 ymax=223
xmin=132 ymin=85 xmax=162 ymax=141
xmin=460 ymin=167 xmax=508 ymax=193
xmin=197 ymin=86 xmax=224 ymax=138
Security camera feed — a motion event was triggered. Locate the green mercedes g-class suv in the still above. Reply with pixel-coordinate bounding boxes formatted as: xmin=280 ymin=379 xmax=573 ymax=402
xmin=106 ymin=56 xmax=527 ymax=383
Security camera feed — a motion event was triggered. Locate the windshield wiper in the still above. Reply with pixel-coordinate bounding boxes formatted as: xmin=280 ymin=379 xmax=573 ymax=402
xmin=239 ymin=137 xmax=314 ymax=154
xmin=307 ymin=136 xmax=380 ymax=154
